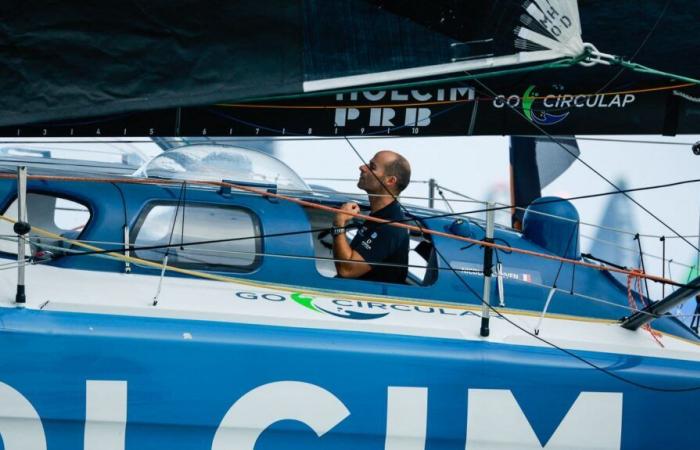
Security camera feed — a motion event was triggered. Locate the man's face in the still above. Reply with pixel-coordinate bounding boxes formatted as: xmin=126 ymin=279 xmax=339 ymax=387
xmin=357 ymin=151 xmax=396 ymax=195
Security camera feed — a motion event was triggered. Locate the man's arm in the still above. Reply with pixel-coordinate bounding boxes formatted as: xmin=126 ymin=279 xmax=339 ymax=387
xmin=333 ymin=202 xmax=372 ymax=278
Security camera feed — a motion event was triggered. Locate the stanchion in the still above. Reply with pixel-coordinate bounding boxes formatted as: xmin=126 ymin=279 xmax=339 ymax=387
xmin=480 ymin=202 xmax=495 ymax=337
xmin=14 ymin=166 xmax=30 ymax=304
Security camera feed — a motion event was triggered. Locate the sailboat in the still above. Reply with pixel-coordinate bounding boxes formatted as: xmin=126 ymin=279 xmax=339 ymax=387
xmin=0 ymin=1 xmax=699 ymax=449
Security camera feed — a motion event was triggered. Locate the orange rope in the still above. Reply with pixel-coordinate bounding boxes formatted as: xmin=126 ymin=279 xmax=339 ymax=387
xmin=626 ymin=269 xmax=664 ymax=347
xmin=215 ymin=83 xmax=696 ymax=110
xmin=0 ymin=172 xmax=685 ymax=288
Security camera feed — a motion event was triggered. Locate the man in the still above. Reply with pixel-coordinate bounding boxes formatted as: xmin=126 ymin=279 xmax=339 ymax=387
xmin=332 ymin=150 xmax=411 ymax=283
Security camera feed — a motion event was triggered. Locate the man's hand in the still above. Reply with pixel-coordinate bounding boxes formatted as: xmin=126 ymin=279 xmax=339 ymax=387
xmin=332 ymin=201 xmax=371 ymax=279
xmin=334 ymin=202 xmax=360 ymax=227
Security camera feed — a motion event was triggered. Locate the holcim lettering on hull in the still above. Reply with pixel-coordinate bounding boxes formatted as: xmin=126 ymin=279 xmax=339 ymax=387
xmin=0 ymin=379 xmax=624 ymax=450
xmin=334 ymin=87 xmax=475 ymax=129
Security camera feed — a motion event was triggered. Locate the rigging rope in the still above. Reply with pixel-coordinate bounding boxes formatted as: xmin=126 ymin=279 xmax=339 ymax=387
xmin=592 ymin=0 xmax=672 ymax=94
xmin=0 ymin=216 xmax=603 ymax=319
xmin=5 ymin=225 xmax=694 ymax=294
xmin=0 ymin=171 xmax=695 ymax=287
xmin=339 ymin=137 xmax=700 ymax=393
xmin=0 ymin=132 xmax=697 ymax=146
xmin=619 ymin=60 xmax=700 ymax=86
xmin=214 ymin=82 xmax=696 ymax=111
xmin=627 ymin=269 xmax=665 ymax=348
xmin=4 ymin=172 xmax=700 ymax=244
xmin=435 ymin=181 xmax=700 ymax=241
xmin=5 ymin=233 xmax=685 ymax=322
xmin=1 ymin=183 xmax=698 ymax=391
xmin=466 ymin=75 xmax=700 ymax=255
xmin=580 ymin=233 xmax=694 ymax=270
xmin=21 ymin=233 xmax=699 ymax=321
xmin=673 ymin=90 xmax=700 ymax=103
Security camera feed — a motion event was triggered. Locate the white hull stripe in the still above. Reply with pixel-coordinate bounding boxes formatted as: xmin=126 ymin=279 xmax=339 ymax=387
xmin=1 ymin=264 xmax=699 ymax=362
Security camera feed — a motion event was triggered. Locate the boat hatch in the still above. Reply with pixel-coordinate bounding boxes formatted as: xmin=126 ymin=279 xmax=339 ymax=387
xmin=0 ymin=145 xmax=148 ymax=175
xmin=136 ymin=144 xmax=310 ymax=192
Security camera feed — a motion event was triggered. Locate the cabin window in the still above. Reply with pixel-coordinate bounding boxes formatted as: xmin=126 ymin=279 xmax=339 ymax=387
xmin=0 ymin=193 xmax=91 ymax=256
xmin=132 ymin=203 xmax=261 ymax=271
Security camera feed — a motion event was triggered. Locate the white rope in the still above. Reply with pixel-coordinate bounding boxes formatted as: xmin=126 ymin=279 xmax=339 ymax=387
xmin=484 ymin=198 xmax=694 ymax=240
xmin=673 ymin=90 xmax=700 ymax=103
xmin=534 ymin=287 xmax=557 ymax=335
xmin=1 ymin=210 xmax=694 ymax=274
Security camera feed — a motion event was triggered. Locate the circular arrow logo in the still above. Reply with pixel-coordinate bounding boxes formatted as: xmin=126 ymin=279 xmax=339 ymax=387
xmin=522 ymin=85 xmax=570 ymax=126
xmin=291 ymin=293 xmax=390 ymax=321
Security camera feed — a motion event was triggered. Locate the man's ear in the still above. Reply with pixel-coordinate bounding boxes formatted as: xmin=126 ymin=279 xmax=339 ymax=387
xmin=385 ymin=175 xmax=398 ymax=190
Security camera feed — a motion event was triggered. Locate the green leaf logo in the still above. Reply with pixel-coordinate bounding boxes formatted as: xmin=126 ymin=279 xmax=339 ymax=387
xmin=291 ymin=292 xmax=320 ymax=313
xmin=522 ymin=85 xmax=537 ymax=122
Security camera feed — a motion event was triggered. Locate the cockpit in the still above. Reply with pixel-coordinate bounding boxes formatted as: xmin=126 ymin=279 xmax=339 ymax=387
xmin=137 ymin=144 xmax=436 ymax=286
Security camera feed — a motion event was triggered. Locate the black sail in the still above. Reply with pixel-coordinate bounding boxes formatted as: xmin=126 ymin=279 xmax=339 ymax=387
xmin=0 ymin=0 xmax=698 ymax=136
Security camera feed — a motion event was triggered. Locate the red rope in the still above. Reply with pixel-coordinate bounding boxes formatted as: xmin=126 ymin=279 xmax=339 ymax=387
xmin=0 ymin=172 xmax=684 ymax=288
xmin=627 ymin=269 xmax=665 ymax=347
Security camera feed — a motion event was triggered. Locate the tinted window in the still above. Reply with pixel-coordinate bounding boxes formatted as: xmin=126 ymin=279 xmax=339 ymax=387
xmin=0 ymin=193 xmax=90 ymax=255
xmin=133 ymin=203 xmax=261 ymax=271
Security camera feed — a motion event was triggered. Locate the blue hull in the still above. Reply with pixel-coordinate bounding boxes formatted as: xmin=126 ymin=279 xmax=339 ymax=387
xmin=0 ymin=307 xmax=697 ymax=449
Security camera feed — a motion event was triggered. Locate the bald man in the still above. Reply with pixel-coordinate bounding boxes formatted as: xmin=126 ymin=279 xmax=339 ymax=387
xmin=332 ymin=150 xmax=411 ymax=283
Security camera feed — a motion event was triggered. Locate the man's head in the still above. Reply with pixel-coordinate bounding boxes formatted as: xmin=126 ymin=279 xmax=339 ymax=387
xmin=358 ymin=150 xmax=411 ymax=196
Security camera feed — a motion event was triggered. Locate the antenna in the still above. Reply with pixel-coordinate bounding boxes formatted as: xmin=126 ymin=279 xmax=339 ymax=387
xmin=14 ymin=166 xmax=31 ymax=304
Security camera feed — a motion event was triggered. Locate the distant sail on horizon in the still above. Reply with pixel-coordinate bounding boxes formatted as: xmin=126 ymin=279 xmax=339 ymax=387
xmin=588 ymin=178 xmax=640 ymax=285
